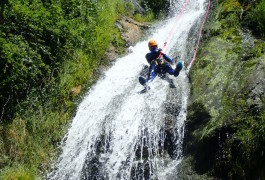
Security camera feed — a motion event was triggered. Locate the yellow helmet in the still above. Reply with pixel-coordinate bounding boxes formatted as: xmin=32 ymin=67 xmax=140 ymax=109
xmin=148 ymin=39 xmax=158 ymax=48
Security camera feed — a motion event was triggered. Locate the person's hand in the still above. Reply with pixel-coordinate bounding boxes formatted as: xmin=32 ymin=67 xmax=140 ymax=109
xmin=158 ymin=48 xmax=165 ymax=55
xmin=156 ymin=48 xmax=162 ymax=53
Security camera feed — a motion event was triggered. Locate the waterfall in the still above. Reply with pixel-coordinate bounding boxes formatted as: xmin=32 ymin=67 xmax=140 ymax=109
xmin=48 ymin=0 xmax=207 ymax=179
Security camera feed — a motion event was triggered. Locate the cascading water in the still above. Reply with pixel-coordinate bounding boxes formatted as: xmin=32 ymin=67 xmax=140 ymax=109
xmin=48 ymin=0 xmax=207 ymax=179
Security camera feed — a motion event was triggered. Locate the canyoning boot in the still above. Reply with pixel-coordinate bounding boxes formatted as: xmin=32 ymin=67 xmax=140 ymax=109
xmin=139 ymin=76 xmax=150 ymax=90
xmin=174 ymin=61 xmax=183 ymax=77
xmin=139 ymin=76 xmax=147 ymax=86
xmin=138 ymin=76 xmax=150 ymax=93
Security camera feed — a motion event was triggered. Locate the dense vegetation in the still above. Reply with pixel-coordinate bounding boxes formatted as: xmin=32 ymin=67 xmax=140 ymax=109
xmin=139 ymin=0 xmax=170 ymax=18
xmin=244 ymin=0 xmax=265 ymax=38
xmin=0 ymin=0 xmax=171 ymax=178
xmin=183 ymin=0 xmax=265 ymax=179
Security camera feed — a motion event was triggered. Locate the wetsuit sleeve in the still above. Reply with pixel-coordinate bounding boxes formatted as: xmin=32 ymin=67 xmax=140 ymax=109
xmin=145 ymin=53 xmax=152 ymax=64
xmin=146 ymin=51 xmax=157 ymax=64
xmin=163 ymin=54 xmax=173 ymax=64
xmin=146 ymin=48 xmax=161 ymax=64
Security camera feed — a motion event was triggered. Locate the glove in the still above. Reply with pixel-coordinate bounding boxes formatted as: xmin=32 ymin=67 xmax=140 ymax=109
xmin=156 ymin=48 xmax=162 ymax=53
xmin=156 ymin=48 xmax=165 ymax=56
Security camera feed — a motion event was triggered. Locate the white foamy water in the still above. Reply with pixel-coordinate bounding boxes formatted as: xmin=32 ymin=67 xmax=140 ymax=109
xmin=48 ymin=0 xmax=207 ymax=179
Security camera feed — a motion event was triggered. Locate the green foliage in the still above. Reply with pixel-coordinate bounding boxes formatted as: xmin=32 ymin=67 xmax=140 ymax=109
xmin=0 ymin=0 xmax=129 ymax=177
xmin=140 ymin=0 xmax=170 ymax=18
xmin=115 ymin=1 xmax=156 ymax=22
xmin=133 ymin=12 xmax=154 ymax=23
xmin=0 ymin=164 xmax=35 ymax=180
xmin=236 ymin=110 xmax=265 ymax=160
xmin=116 ymin=0 xmax=125 ymax=15
xmin=252 ymin=0 xmax=265 ymax=37
xmin=111 ymin=28 xmax=126 ymax=54
xmin=0 ymin=0 xmax=119 ymax=119
xmin=243 ymin=0 xmax=265 ymax=38
xmin=125 ymin=1 xmax=134 ymax=16
xmin=222 ymin=0 xmax=242 ymax=13
xmin=212 ymin=0 xmax=265 ymax=39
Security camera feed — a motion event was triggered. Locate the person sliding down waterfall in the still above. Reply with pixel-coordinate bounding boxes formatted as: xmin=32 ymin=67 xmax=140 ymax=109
xmin=139 ymin=39 xmax=183 ymax=90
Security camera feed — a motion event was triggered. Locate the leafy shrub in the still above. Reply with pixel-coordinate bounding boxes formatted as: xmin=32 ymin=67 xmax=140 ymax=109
xmin=0 ymin=164 xmax=35 ymax=180
xmin=0 ymin=0 xmax=125 ymax=177
xmin=0 ymin=0 xmax=120 ymax=121
xmin=139 ymin=0 xmax=170 ymax=18
xmin=125 ymin=1 xmax=134 ymax=16
xmin=253 ymin=0 xmax=265 ymax=37
xmin=134 ymin=12 xmax=154 ymax=23
xmin=244 ymin=0 xmax=265 ymax=38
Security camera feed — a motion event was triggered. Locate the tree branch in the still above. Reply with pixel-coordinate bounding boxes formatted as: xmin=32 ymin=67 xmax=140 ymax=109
xmin=0 ymin=95 xmax=10 ymax=122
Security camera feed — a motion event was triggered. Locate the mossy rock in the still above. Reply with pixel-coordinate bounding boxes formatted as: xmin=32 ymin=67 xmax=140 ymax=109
xmin=185 ymin=0 xmax=265 ymax=178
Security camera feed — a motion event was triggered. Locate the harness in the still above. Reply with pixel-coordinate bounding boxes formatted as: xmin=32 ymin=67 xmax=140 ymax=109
xmin=152 ymin=57 xmax=165 ymax=66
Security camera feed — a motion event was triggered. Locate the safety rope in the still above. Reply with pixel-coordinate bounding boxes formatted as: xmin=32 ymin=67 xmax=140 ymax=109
xmin=158 ymin=0 xmax=190 ymax=59
xmin=158 ymin=0 xmax=211 ymax=74
xmin=187 ymin=0 xmax=211 ymax=73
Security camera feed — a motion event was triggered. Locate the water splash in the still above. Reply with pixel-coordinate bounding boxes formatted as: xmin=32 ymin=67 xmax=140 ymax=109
xmin=48 ymin=0 xmax=207 ymax=179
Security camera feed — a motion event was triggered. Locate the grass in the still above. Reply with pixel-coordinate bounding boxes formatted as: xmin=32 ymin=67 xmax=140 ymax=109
xmin=0 ymin=164 xmax=36 ymax=180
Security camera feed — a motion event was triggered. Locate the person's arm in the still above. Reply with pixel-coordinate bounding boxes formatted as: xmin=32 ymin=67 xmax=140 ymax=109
xmin=145 ymin=53 xmax=152 ymax=64
xmin=163 ymin=53 xmax=173 ymax=65
xmin=146 ymin=49 xmax=160 ymax=64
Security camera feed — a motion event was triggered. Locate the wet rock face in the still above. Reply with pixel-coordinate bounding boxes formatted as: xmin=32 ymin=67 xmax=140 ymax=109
xmin=79 ymin=90 xmax=183 ymax=179
xmin=80 ymin=128 xmax=182 ymax=179
xmin=181 ymin=0 xmax=265 ymax=179
xmin=116 ymin=16 xmax=150 ymax=47
xmin=103 ymin=16 xmax=150 ymax=65
xmin=246 ymin=58 xmax=265 ymax=114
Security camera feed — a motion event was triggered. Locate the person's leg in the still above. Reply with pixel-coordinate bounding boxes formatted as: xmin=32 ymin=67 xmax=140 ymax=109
xmin=147 ymin=62 xmax=157 ymax=83
xmin=163 ymin=62 xmax=183 ymax=77
xmin=163 ymin=63 xmax=175 ymax=75
xmin=174 ymin=62 xmax=183 ymax=77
